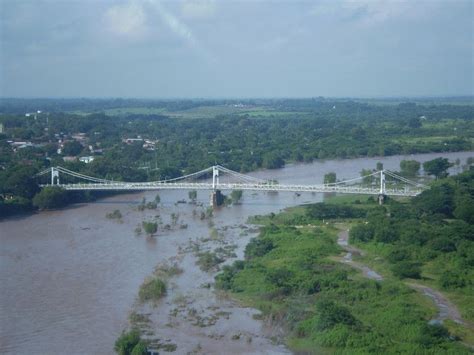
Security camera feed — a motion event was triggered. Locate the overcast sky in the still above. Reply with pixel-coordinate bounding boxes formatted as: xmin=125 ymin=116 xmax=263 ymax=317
xmin=1 ymin=0 xmax=473 ymax=98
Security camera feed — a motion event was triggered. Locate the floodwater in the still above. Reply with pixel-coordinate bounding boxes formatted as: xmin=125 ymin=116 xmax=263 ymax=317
xmin=0 ymin=151 xmax=472 ymax=354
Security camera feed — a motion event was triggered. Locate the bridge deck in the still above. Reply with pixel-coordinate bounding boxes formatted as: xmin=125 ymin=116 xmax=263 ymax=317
xmin=44 ymin=182 xmax=422 ymax=197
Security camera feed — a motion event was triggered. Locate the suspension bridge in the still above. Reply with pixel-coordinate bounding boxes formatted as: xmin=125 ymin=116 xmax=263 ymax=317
xmin=36 ymin=165 xmax=427 ymax=205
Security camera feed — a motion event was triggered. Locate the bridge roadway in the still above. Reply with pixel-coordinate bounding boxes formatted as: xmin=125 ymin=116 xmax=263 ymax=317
xmin=48 ymin=182 xmax=423 ymax=197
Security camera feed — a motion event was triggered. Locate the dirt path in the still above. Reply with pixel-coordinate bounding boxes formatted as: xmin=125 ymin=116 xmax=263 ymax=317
xmin=336 ymin=229 xmax=383 ymax=281
xmin=336 ymin=229 xmax=468 ymax=326
xmin=407 ymin=283 xmax=465 ymax=325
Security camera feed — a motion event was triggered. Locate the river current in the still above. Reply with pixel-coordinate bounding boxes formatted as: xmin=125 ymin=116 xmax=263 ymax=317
xmin=0 ymin=151 xmax=472 ymax=354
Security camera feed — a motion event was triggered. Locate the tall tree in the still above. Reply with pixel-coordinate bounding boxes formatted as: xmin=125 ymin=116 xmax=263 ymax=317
xmin=324 ymin=172 xmax=337 ymax=184
xmin=423 ymin=158 xmax=452 ymax=179
xmin=400 ymin=160 xmax=421 ymax=177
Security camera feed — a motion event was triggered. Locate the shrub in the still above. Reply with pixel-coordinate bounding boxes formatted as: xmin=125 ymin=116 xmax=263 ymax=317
xmin=391 ymin=261 xmax=422 ymax=279
xmin=265 ymin=267 xmax=294 ymax=295
xmin=215 ymin=261 xmax=244 ymax=290
xmin=138 ymin=277 xmax=166 ymax=303
xmin=315 ymin=300 xmax=358 ymax=330
xmin=114 ymin=329 xmax=141 ymax=355
xmin=244 ymin=237 xmax=274 ymax=259
xmin=32 ymin=186 xmax=68 ymax=210
xmin=130 ymin=341 xmax=148 ymax=355
xmin=439 ymin=270 xmax=466 ymax=290
xmin=428 ymin=237 xmax=456 ymax=253
xmin=142 ymin=221 xmax=157 ymax=236
xmin=417 ymin=323 xmax=451 ymax=348
xmin=349 ymin=223 xmax=374 ymax=243
xmin=387 ymin=248 xmax=411 ymax=263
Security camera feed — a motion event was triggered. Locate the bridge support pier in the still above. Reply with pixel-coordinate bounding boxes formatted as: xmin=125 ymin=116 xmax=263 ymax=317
xmin=210 ymin=190 xmax=225 ymax=208
xmin=51 ymin=167 xmax=59 ymax=185
xmin=378 ymin=194 xmax=385 ymax=205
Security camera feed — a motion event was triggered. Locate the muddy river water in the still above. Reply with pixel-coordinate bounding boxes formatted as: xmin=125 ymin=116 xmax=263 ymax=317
xmin=1 ymin=152 xmax=472 ymax=354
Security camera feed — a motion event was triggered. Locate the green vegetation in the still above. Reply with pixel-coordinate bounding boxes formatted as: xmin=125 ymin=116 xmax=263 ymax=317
xmin=423 ymin=157 xmax=453 ymax=179
xmin=114 ymin=329 xmax=147 ymax=355
xmin=215 ymin=168 xmax=474 ymax=353
xmin=349 ymin=169 xmax=474 ymax=322
xmin=141 ymin=221 xmax=158 ymax=236
xmin=32 ymin=186 xmax=68 ymax=210
xmin=323 ymin=172 xmax=336 ymax=184
xmin=138 ymin=277 xmax=166 ymax=303
xmin=400 ymin=159 xmax=421 ymax=177
xmin=230 ymin=190 xmax=243 ymax=204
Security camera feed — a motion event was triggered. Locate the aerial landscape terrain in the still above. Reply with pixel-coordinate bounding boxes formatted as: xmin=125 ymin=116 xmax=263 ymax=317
xmin=0 ymin=0 xmax=473 ymax=354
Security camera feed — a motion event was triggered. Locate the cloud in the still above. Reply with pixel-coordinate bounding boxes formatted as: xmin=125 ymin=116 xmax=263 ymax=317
xmin=311 ymin=0 xmax=434 ymax=26
xmin=149 ymin=0 xmax=195 ymax=42
xmin=104 ymin=2 xmax=147 ymax=38
xmin=147 ymin=0 xmax=217 ymax=62
xmin=181 ymin=0 xmax=217 ymax=19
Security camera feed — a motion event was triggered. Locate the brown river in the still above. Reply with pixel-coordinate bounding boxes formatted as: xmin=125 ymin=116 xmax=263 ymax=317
xmin=1 ymin=152 xmax=472 ymax=354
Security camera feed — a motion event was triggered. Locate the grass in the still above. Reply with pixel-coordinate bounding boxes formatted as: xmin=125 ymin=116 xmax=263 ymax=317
xmin=72 ymin=104 xmax=312 ymax=120
xmin=166 ymin=105 xmax=250 ymax=119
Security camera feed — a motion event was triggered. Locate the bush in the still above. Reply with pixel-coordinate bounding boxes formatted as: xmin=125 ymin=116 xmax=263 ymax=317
xmin=215 ymin=261 xmax=244 ymax=290
xmin=138 ymin=277 xmax=166 ymax=303
xmin=349 ymin=223 xmax=374 ymax=243
xmin=417 ymin=323 xmax=451 ymax=348
xmin=265 ymin=267 xmax=294 ymax=295
xmin=315 ymin=300 xmax=358 ymax=330
xmin=244 ymin=237 xmax=274 ymax=259
xmin=387 ymin=248 xmax=411 ymax=263
xmin=32 ymin=186 xmax=69 ymax=210
xmin=391 ymin=261 xmax=422 ymax=279
xmin=142 ymin=221 xmax=157 ymax=236
xmin=130 ymin=341 xmax=148 ymax=355
xmin=114 ymin=329 xmax=141 ymax=355
xmin=428 ymin=237 xmax=456 ymax=253
xmin=439 ymin=270 xmax=466 ymax=290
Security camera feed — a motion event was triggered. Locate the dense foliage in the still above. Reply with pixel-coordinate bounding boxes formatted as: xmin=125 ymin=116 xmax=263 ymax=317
xmin=349 ymin=169 xmax=474 ymax=320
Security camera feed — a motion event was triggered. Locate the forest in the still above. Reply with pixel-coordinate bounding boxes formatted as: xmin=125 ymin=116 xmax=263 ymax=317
xmin=0 ymin=98 xmax=473 ymax=216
